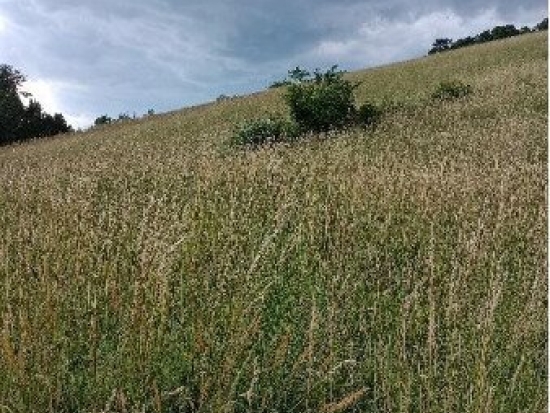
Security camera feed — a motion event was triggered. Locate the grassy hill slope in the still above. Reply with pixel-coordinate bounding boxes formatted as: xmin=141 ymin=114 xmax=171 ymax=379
xmin=0 ymin=32 xmax=547 ymax=412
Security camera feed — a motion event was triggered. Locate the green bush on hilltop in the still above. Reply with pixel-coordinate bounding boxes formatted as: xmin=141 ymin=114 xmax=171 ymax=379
xmin=233 ymin=65 xmax=382 ymax=148
xmin=431 ymin=80 xmax=473 ymax=100
xmin=285 ymin=65 xmax=358 ymax=133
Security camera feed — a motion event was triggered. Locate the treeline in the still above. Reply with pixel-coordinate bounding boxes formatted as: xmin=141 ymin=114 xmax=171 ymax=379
xmin=429 ymin=17 xmax=548 ymax=54
xmin=93 ymin=109 xmax=156 ymax=127
xmin=0 ymin=64 xmax=72 ymax=145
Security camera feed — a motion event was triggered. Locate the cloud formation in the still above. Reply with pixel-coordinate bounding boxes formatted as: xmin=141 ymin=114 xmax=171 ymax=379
xmin=0 ymin=0 xmax=546 ymax=128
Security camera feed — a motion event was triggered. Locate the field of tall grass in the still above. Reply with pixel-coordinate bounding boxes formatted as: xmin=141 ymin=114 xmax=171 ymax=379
xmin=0 ymin=32 xmax=547 ymax=412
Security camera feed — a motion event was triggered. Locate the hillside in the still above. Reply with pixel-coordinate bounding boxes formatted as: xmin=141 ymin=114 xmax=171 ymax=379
xmin=0 ymin=32 xmax=547 ymax=412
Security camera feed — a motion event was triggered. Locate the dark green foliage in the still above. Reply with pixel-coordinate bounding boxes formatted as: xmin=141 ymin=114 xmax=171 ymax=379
xmin=285 ymin=65 xmax=358 ymax=133
xmin=355 ymin=102 xmax=382 ymax=126
xmin=535 ymin=18 xmax=548 ymax=31
xmin=429 ymin=20 xmax=545 ymax=55
xmin=432 ymin=80 xmax=473 ymax=100
xmin=232 ymin=116 xmax=299 ymax=147
xmin=0 ymin=64 xmax=71 ymax=145
xmin=491 ymin=25 xmax=520 ymax=40
xmin=520 ymin=26 xmax=532 ymax=34
xmin=0 ymin=65 xmax=27 ymax=144
xmin=94 ymin=112 xmax=146 ymax=127
xmin=236 ymin=65 xmax=384 ymax=149
xmin=94 ymin=115 xmax=113 ymax=126
xmin=0 ymin=90 xmax=25 ymax=144
xmin=21 ymin=100 xmax=45 ymax=138
xmin=451 ymin=36 xmax=476 ymax=49
xmin=534 ymin=17 xmax=548 ymax=31
xmin=428 ymin=38 xmax=453 ymax=54
xmin=476 ymin=29 xmax=494 ymax=43
xmin=117 ymin=113 xmax=132 ymax=122
xmin=23 ymin=101 xmax=70 ymax=139
xmin=94 ymin=113 xmax=138 ymax=126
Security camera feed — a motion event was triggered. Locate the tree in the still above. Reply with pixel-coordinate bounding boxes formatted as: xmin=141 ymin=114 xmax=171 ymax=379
xmin=475 ymin=30 xmax=493 ymax=43
xmin=520 ymin=26 xmax=532 ymax=34
xmin=52 ymin=113 xmax=70 ymax=132
xmin=94 ymin=115 xmax=112 ymax=126
xmin=429 ymin=20 xmax=544 ymax=56
xmin=0 ymin=64 xmax=28 ymax=96
xmin=0 ymin=64 xmax=72 ymax=144
xmin=117 ymin=113 xmax=131 ymax=122
xmin=428 ymin=38 xmax=453 ymax=54
xmin=21 ymin=99 xmax=44 ymax=138
xmin=450 ymin=36 xmax=475 ymax=49
xmin=490 ymin=25 xmax=519 ymax=40
xmin=42 ymin=113 xmax=71 ymax=137
xmin=535 ymin=18 xmax=548 ymax=31
xmin=0 ymin=65 xmax=27 ymax=144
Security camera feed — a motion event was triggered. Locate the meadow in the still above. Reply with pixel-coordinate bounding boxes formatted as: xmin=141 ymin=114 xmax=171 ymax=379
xmin=0 ymin=32 xmax=547 ymax=412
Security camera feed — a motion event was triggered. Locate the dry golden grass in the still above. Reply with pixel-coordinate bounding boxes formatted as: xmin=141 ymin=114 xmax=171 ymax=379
xmin=0 ymin=32 xmax=547 ymax=412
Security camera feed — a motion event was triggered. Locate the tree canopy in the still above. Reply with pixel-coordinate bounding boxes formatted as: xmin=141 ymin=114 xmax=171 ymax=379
xmin=428 ymin=18 xmax=548 ymax=55
xmin=0 ymin=64 xmax=72 ymax=145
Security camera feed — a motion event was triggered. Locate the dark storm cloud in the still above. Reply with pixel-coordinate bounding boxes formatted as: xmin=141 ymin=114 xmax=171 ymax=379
xmin=0 ymin=0 xmax=545 ymax=127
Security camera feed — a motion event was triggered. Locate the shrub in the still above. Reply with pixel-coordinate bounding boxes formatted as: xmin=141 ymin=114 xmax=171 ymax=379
xmin=356 ymin=102 xmax=382 ymax=126
xmin=285 ymin=65 xmax=358 ymax=133
xmin=233 ymin=65 xmax=385 ymax=150
xmin=432 ymin=80 xmax=472 ymax=100
xmin=232 ymin=116 xmax=299 ymax=147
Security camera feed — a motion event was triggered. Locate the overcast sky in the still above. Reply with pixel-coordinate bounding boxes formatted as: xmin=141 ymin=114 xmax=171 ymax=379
xmin=0 ymin=0 xmax=546 ymax=128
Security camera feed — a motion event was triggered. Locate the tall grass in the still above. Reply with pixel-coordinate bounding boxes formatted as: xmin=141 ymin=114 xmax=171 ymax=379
xmin=0 ymin=33 xmax=547 ymax=412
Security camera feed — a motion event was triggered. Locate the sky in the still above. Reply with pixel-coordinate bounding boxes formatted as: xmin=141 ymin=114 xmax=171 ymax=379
xmin=0 ymin=0 xmax=546 ymax=129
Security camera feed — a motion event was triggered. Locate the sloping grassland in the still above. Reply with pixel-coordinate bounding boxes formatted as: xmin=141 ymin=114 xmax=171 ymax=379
xmin=0 ymin=32 xmax=547 ymax=412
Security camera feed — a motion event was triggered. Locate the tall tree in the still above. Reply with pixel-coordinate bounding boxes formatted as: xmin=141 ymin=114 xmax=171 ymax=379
xmin=21 ymin=99 xmax=44 ymax=139
xmin=0 ymin=65 xmax=27 ymax=144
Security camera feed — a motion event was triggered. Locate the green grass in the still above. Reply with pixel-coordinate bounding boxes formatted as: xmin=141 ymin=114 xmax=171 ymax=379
xmin=0 ymin=32 xmax=547 ymax=413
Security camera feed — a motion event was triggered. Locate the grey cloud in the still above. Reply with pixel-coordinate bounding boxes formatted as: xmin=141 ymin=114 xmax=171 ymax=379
xmin=0 ymin=0 xmax=546 ymax=128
